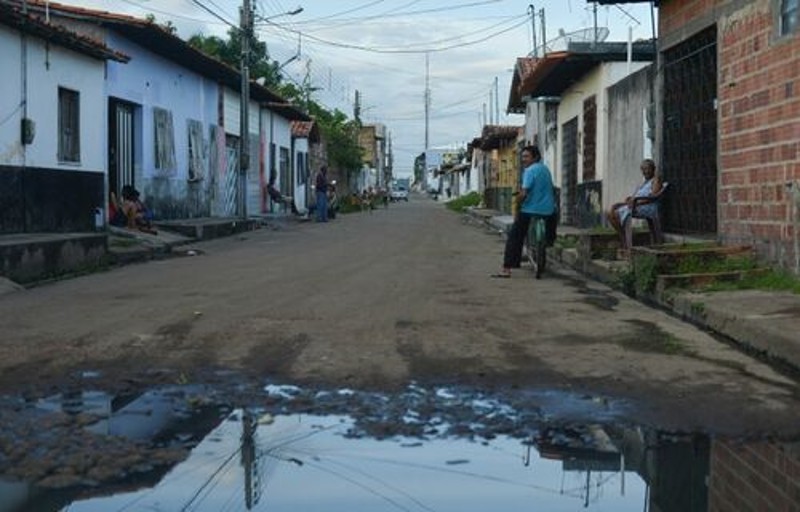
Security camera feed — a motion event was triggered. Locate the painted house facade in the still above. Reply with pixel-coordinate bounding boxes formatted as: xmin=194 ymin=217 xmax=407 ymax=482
xmin=0 ymin=3 xmax=128 ymax=234
xmin=509 ymin=41 xmax=654 ymax=227
xmin=17 ymin=0 xmax=308 ymax=226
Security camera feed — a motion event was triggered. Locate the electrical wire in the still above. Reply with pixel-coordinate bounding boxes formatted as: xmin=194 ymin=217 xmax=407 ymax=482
xmin=189 ymin=0 xmax=236 ymax=28
xmin=114 ymin=0 xmax=231 ymax=26
xmin=264 ymin=17 xmax=529 ymax=54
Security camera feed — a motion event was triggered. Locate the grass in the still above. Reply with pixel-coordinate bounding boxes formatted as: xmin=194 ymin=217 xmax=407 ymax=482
xmin=446 ymin=192 xmax=482 ymax=213
xmin=705 ymin=268 xmax=800 ymax=294
xmin=673 ymin=254 xmax=759 ymax=275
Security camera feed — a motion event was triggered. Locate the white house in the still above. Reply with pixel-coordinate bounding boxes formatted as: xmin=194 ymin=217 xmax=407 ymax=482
xmin=508 ymin=41 xmax=655 ymax=227
xmin=19 ymin=0 xmax=308 ymax=223
xmin=0 ymin=3 xmax=128 ymax=234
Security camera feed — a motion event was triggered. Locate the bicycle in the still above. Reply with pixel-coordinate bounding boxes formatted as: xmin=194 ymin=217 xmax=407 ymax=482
xmin=525 ymin=214 xmax=547 ymax=279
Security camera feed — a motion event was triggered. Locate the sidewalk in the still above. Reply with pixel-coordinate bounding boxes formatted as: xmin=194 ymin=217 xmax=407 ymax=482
xmin=465 ymin=207 xmax=800 ymax=373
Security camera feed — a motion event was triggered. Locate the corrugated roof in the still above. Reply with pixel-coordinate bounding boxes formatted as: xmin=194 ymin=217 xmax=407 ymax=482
xmin=0 ymin=2 xmax=129 ymax=62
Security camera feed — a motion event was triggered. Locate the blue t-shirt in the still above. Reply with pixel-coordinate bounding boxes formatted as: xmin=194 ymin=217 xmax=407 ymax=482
xmin=520 ymin=161 xmax=555 ymax=215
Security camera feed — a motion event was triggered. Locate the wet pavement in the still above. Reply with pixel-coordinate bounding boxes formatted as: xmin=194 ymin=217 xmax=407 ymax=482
xmin=1 ymin=380 xmax=799 ymax=511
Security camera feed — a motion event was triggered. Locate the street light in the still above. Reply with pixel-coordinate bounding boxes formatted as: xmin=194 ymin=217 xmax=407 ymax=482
xmin=239 ymin=3 xmax=303 ymax=219
xmin=255 ymin=6 xmax=303 ymax=23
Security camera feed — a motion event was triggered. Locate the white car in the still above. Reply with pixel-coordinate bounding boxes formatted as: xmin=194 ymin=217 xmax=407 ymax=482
xmin=390 ymin=186 xmax=409 ymax=202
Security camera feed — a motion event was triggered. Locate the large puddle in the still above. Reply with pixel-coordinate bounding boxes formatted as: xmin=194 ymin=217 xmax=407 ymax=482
xmin=1 ymin=383 xmax=799 ymax=511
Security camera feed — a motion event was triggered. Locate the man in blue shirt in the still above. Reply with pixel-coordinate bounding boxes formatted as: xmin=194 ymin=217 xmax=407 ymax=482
xmin=492 ymin=145 xmax=555 ymax=278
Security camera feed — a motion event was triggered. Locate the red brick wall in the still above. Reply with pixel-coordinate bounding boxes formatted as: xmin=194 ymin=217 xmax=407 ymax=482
xmin=709 ymin=439 xmax=800 ymax=511
xmin=661 ymin=0 xmax=800 ymax=271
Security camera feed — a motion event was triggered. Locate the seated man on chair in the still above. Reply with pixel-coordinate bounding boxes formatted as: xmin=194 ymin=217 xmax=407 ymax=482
xmin=266 ymin=173 xmax=298 ymax=214
xmin=606 ymin=158 xmax=663 ymax=252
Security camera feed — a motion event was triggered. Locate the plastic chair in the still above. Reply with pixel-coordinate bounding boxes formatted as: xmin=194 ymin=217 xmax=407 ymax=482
xmin=625 ymin=181 xmax=669 ymax=249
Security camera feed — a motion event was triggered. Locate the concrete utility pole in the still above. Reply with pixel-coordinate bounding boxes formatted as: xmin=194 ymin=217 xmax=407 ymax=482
xmin=494 ymin=76 xmax=499 ymax=124
xmin=424 ymin=52 xmax=430 ymax=151
xmin=239 ymin=0 xmax=252 ymax=219
xmin=528 ymin=4 xmax=537 ymax=57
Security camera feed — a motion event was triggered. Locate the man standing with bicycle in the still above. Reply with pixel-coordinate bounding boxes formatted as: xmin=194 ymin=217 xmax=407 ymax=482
xmin=492 ymin=145 xmax=555 ymax=278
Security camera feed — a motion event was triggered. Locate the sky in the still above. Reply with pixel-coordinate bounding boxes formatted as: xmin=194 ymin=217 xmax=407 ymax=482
xmin=77 ymin=0 xmax=658 ymax=178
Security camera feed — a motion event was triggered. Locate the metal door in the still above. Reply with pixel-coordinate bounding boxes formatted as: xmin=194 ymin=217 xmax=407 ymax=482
xmin=561 ymin=117 xmax=579 ymax=225
xmin=662 ymin=25 xmax=718 ymax=234
xmin=108 ymin=99 xmax=134 ymax=198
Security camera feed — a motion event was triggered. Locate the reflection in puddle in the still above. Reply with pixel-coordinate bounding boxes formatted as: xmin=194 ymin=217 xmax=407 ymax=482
xmin=0 ymin=383 xmax=798 ymax=511
xmin=60 ymin=413 xmax=648 ymax=511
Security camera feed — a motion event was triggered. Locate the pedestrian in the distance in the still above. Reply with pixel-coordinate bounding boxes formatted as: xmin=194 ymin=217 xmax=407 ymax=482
xmin=492 ymin=145 xmax=555 ymax=278
xmin=315 ymin=166 xmax=329 ymax=222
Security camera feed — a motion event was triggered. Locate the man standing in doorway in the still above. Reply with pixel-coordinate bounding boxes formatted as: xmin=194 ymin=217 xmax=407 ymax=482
xmin=315 ymin=165 xmax=329 ymax=222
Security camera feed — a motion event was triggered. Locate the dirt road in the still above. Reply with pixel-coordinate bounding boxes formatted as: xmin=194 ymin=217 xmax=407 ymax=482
xmin=1 ymin=196 xmax=798 ymax=435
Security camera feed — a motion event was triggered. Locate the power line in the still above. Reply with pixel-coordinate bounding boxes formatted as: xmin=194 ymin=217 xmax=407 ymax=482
xmin=190 ymin=0 xmax=236 ymax=28
xmin=264 ymin=17 xmax=530 ymax=54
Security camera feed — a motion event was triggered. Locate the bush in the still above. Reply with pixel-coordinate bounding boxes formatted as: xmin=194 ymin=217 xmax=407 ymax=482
xmin=445 ymin=192 xmax=482 ymax=213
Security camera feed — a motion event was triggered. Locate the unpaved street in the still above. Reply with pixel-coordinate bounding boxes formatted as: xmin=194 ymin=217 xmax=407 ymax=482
xmin=1 ymin=196 xmax=798 ymax=435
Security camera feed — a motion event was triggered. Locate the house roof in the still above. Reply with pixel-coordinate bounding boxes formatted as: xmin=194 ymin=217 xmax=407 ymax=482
xmin=472 ymin=125 xmax=521 ymax=150
xmin=290 ymin=120 xmax=320 ymax=142
xmin=16 ymin=0 xmax=309 ymax=121
xmin=507 ymin=57 xmax=539 ymax=114
xmin=507 ymin=40 xmax=655 ymax=111
xmin=0 ymin=2 xmax=129 ymax=62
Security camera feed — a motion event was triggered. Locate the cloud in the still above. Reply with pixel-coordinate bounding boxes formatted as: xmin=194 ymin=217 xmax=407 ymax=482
xmin=79 ymin=0 xmax=657 ymax=175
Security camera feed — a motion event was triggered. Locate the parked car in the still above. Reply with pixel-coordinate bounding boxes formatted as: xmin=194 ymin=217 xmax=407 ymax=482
xmin=390 ymin=186 xmax=409 ymax=202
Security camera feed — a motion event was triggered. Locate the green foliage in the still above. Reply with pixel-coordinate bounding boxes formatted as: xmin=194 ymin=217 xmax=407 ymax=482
xmin=445 ymin=192 xmax=482 ymax=213
xmin=338 ymin=201 xmax=362 ymax=214
xmin=555 ymin=235 xmax=578 ymax=249
xmin=634 ymin=254 xmax=659 ymax=295
xmin=187 ymin=30 xmax=362 ymax=175
xmin=706 ymin=268 xmax=800 ymax=294
xmin=673 ymin=254 xmax=758 ymax=275
xmin=188 ymin=28 xmax=282 ymax=88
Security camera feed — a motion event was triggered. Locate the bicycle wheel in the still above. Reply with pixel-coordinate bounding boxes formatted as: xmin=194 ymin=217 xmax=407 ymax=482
xmin=535 ymin=218 xmax=546 ymax=279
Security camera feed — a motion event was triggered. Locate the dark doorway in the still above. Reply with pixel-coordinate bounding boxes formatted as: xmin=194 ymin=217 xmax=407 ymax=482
xmin=662 ymin=25 xmax=718 ymax=234
xmin=561 ymin=117 xmax=579 ymax=225
xmin=108 ymin=99 xmax=135 ymax=202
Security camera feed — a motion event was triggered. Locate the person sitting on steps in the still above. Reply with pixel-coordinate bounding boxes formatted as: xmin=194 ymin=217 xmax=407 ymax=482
xmin=124 ymin=185 xmax=157 ymax=235
xmin=606 ymin=158 xmax=662 ymax=257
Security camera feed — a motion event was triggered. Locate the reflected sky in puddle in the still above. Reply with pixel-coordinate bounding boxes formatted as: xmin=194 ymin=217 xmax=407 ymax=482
xmin=63 ymin=412 xmax=646 ymax=512
xmin=1 ymin=382 xmax=799 ymax=511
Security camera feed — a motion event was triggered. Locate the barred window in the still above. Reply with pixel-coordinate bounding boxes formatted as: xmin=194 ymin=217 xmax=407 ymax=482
xmin=782 ymin=0 xmax=799 ymax=35
xmin=58 ymin=87 xmax=80 ymax=163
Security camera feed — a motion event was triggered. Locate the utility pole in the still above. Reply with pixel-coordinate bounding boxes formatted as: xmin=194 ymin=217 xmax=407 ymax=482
xmin=239 ymin=0 xmax=252 ymax=219
xmin=528 ymin=4 xmax=537 ymax=57
xmin=540 ymin=8 xmax=547 ymax=54
xmin=494 ymin=76 xmax=500 ymax=124
xmin=424 ymin=52 xmax=430 ymax=151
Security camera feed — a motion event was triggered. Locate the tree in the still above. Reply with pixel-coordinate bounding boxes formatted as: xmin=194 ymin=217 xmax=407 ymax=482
xmin=188 ymin=28 xmax=363 ymax=181
xmin=188 ymin=27 xmax=281 ymax=87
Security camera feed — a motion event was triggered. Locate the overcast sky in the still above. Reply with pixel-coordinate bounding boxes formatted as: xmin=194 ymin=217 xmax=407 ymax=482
xmin=78 ymin=0 xmax=657 ymax=177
